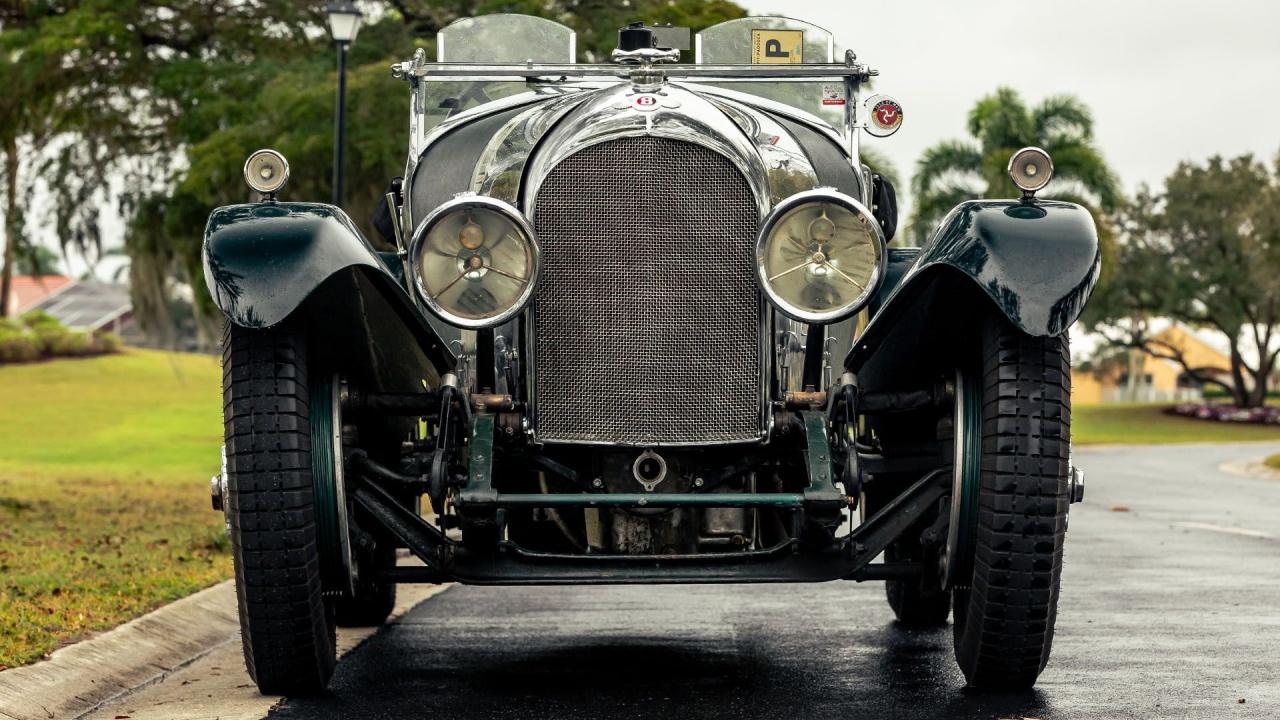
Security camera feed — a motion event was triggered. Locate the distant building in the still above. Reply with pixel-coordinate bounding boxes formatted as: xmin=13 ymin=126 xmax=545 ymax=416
xmin=1074 ymin=325 xmax=1234 ymax=404
xmin=7 ymin=275 xmax=75 ymax=314
xmin=29 ymin=280 xmax=134 ymax=334
xmin=7 ymin=275 xmax=137 ymax=339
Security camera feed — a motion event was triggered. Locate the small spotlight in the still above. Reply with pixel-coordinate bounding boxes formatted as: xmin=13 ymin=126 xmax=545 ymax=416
xmin=1008 ymin=146 xmax=1054 ymax=197
xmin=243 ymin=149 xmax=290 ymax=198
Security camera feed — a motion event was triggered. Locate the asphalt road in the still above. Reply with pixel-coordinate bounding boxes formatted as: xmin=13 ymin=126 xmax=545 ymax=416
xmin=255 ymin=443 xmax=1280 ymax=720
xmin=96 ymin=443 xmax=1280 ymax=720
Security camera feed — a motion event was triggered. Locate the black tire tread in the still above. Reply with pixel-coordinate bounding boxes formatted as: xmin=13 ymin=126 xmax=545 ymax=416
xmin=954 ymin=315 xmax=1070 ymax=688
xmin=223 ymin=322 xmax=335 ymax=695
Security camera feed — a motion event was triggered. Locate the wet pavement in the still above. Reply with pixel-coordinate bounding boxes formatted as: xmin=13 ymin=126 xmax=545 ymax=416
xmin=261 ymin=443 xmax=1280 ymax=719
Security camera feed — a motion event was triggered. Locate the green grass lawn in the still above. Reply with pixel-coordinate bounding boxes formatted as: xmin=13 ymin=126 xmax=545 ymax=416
xmin=0 ymin=349 xmax=228 ymax=669
xmin=1073 ymin=403 xmax=1280 ymax=445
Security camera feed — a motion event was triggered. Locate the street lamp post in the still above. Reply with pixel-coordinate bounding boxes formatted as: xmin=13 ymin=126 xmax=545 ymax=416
xmin=326 ymin=2 xmax=363 ymax=208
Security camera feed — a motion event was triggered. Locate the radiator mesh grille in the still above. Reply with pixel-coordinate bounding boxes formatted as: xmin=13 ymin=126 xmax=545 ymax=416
xmin=532 ymin=136 xmax=760 ymax=444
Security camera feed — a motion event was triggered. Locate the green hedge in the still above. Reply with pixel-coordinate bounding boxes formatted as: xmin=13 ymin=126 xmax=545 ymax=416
xmin=0 ymin=312 xmax=122 ymax=364
xmin=0 ymin=331 xmax=41 ymax=362
xmin=1203 ymin=387 xmax=1280 ymax=399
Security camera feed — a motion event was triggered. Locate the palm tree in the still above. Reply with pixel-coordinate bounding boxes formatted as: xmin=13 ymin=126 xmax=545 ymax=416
xmin=909 ymin=87 xmax=1121 ymax=245
xmin=861 ymin=145 xmax=900 ymax=189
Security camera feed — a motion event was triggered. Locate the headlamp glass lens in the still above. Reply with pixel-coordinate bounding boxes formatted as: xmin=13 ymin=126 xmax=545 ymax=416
xmin=758 ymin=196 xmax=882 ymax=322
xmin=1009 ymin=147 xmax=1054 ymax=192
xmin=243 ymin=150 xmax=289 ymax=195
xmin=415 ymin=203 xmax=537 ymax=326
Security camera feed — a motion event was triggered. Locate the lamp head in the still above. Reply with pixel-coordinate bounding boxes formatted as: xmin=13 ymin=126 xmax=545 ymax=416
xmin=325 ymin=2 xmax=363 ymax=44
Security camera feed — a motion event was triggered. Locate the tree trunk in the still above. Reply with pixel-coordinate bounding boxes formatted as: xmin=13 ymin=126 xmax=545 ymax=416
xmin=128 ymin=250 xmax=176 ymax=348
xmin=1247 ymin=379 xmax=1266 ymax=407
xmin=0 ymin=136 xmax=17 ymax=318
xmin=183 ymin=262 xmax=217 ymax=352
xmin=1249 ymin=353 xmax=1275 ymax=407
xmin=1228 ymin=341 xmax=1252 ymax=407
xmin=1125 ymin=347 xmax=1141 ymax=401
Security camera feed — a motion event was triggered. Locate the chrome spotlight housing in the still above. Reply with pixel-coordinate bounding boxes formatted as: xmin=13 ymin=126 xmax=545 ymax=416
xmin=410 ymin=194 xmax=541 ymax=329
xmin=755 ymin=188 xmax=886 ymax=324
xmin=1008 ymin=146 xmax=1054 ymax=197
xmin=243 ymin=149 xmax=290 ymax=198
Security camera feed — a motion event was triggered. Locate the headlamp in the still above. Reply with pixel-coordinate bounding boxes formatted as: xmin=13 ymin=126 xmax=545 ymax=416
xmin=243 ymin=149 xmax=290 ymax=197
xmin=411 ymin=194 xmax=540 ymax=329
xmin=755 ymin=189 xmax=886 ymax=324
xmin=1008 ymin=146 xmax=1054 ymax=196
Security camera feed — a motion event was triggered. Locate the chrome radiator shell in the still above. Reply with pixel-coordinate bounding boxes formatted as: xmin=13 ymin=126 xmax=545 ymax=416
xmin=530 ymin=136 xmax=763 ymax=445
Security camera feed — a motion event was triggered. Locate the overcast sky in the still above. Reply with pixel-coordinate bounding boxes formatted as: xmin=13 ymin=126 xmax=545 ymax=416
xmin=742 ymin=0 xmax=1280 ymax=207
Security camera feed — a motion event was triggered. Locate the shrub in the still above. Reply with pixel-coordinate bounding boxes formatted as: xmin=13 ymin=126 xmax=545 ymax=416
xmin=18 ymin=311 xmax=68 ymax=354
xmin=0 ymin=331 xmax=41 ymax=363
xmin=0 ymin=312 xmax=123 ymax=363
xmin=1204 ymin=387 xmax=1280 ymax=400
xmin=48 ymin=331 xmax=93 ymax=356
xmin=93 ymin=332 xmax=123 ymax=354
xmin=30 ymin=324 xmax=69 ymax=354
xmin=20 ymin=309 xmax=62 ymax=330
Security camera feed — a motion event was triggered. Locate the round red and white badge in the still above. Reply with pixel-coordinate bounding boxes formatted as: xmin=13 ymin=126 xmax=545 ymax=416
xmin=864 ymin=94 xmax=903 ymax=137
xmin=633 ymin=94 xmax=659 ymax=112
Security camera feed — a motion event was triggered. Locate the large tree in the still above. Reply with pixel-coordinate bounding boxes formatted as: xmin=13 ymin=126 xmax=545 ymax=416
xmin=0 ymin=0 xmax=319 ymax=321
xmin=2 ymin=1 xmax=746 ymax=341
xmin=909 ymin=87 xmax=1121 ymax=245
xmin=1084 ymin=153 xmax=1280 ymax=407
xmin=0 ymin=8 xmax=65 ymax=315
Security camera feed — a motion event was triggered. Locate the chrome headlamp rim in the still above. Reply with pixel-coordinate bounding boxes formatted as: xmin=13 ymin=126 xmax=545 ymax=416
xmin=409 ymin=193 xmax=541 ymax=329
xmin=754 ymin=188 xmax=887 ymax=325
xmin=1007 ymin=146 xmax=1054 ymax=193
xmin=242 ymin=148 xmax=290 ymax=196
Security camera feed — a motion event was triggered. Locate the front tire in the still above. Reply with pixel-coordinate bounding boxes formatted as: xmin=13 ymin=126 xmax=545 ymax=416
xmin=223 ymin=323 xmax=336 ymax=695
xmin=951 ymin=315 xmax=1071 ymax=689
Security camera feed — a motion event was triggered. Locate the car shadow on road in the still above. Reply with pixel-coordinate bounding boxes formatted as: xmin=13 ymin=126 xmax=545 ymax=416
xmin=268 ymin=620 xmax=1054 ymax=719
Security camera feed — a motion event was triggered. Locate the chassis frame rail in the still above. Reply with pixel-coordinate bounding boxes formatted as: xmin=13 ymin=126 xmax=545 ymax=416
xmin=351 ymin=466 xmax=948 ymax=585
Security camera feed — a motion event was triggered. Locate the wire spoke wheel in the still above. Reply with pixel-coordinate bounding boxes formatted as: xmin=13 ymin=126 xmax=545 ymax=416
xmin=309 ymin=373 xmax=354 ymax=595
xmin=943 ymin=368 xmax=981 ymax=590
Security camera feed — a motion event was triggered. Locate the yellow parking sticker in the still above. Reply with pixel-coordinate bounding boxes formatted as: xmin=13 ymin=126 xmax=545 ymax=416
xmin=751 ymin=29 xmax=803 ymax=64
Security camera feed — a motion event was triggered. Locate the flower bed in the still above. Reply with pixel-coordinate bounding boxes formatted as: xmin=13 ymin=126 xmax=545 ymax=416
xmin=1165 ymin=403 xmax=1280 ymax=426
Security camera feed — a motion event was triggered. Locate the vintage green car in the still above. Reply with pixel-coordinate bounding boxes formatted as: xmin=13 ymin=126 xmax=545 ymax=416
xmin=205 ymin=14 xmax=1096 ymax=695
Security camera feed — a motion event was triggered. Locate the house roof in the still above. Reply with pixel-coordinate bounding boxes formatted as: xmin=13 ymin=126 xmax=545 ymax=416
xmin=9 ymin=275 xmax=75 ymax=313
xmin=29 ymin=280 xmax=132 ymax=331
xmin=1152 ymin=324 xmax=1232 ymax=371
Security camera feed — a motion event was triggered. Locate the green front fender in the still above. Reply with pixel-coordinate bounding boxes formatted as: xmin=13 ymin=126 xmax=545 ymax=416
xmin=204 ymin=202 xmax=383 ymax=328
xmin=846 ymin=199 xmax=1099 ymax=372
xmin=202 ymin=201 xmax=454 ymax=376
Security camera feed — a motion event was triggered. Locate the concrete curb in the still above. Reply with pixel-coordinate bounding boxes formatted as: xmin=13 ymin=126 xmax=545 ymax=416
xmin=0 ymin=581 xmax=238 ymax=720
xmin=1079 ymin=440 xmax=1280 ymax=451
xmin=85 ymin=581 xmax=451 ymax=720
xmin=1219 ymin=458 xmax=1280 ymax=481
